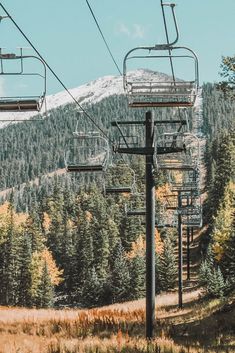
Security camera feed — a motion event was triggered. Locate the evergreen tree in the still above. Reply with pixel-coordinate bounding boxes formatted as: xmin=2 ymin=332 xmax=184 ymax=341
xmin=221 ymin=230 xmax=235 ymax=291
xmin=18 ymin=233 xmax=32 ymax=306
xmin=60 ymin=215 xmax=76 ymax=298
xmin=37 ymin=261 xmax=54 ymax=308
xmin=210 ymin=182 xmax=234 ymax=261
xmin=155 ymin=251 xmax=162 ymax=294
xmin=199 ymin=260 xmax=212 ymax=287
xmin=120 ymin=216 xmax=142 ymax=252
xmin=206 ymin=131 xmax=235 ymax=227
xmin=46 ymin=181 xmax=64 ymax=264
xmin=91 ymin=216 xmax=110 ymax=281
xmin=75 ymin=209 xmax=94 ymax=298
xmin=2 ymin=201 xmax=21 ymax=305
xmin=81 ymin=267 xmax=102 ymax=307
xmin=24 ymin=209 xmax=45 ymax=253
xmin=128 ymin=254 xmax=145 ymax=300
xmin=207 ymin=267 xmax=226 ymax=299
xmin=199 ymin=243 xmax=215 ymax=289
xmin=110 ymin=240 xmax=131 ymax=302
xmin=159 ymin=238 xmax=177 ymax=291
xmin=217 ymin=55 xmax=235 ymax=98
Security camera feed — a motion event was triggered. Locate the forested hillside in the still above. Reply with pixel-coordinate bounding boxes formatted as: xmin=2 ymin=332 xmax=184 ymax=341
xmin=0 ymin=95 xmax=179 ymax=192
xmin=199 ymin=83 xmax=235 ymax=298
xmin=0 ymin=93 xmax=179 ymax=308
xmin=0 ymin=82 xmax=235 ymax=308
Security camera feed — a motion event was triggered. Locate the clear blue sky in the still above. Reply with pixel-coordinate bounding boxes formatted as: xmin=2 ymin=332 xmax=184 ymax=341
xmin=0 ymin=0 xmax=234 ymax=95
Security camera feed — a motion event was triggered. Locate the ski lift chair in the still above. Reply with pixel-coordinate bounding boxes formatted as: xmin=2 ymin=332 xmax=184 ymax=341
xmin=125 ymin=192 xmax=146 ymax=216
xmin=104 ymin=163 xmax=136 ymax=195
xmin=163 ymin=194 xmax=178 ymax=210
xmin=169 ymin=171 xmax=200 ymax=194
xmin=0 ymin=48 xmax=46 ymax=112
xmin=139 ymin=202 xmax=178 ymax=228
xmin=156 ymin=132 xmax=200 ymax=171
xmin=65 ymin=131 xmax=110 ymax=173
xmin=170 ymin=181 xmax=199 ymax=193
xmin=170 ymin=180 xmax=200 ymax=194
xmin=178 ymin=192 xmax=202 ymax=220
xmin=123 ymin=45 xmax=199 ymax=108
xmin=181 ymin=213 xmax=202 ymax=227
xmin=155 ymin=207 xmax=178 ymax=228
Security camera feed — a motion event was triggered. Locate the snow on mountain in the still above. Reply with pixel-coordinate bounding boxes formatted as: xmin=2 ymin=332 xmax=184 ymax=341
xmin=0 ymin=69 xmax=174 ymax=128
xmin=46 ymin=74 xmax=124 ymax=111
xmin=0 ymin=74 xmax=123 ymax=128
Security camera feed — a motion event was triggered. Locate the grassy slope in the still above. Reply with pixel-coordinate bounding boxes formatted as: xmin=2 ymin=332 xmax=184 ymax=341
xmin=0 ymin=289 xmax=234 ymax=353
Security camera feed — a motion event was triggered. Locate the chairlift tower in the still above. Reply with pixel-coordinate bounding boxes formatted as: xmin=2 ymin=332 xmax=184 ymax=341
xmin=112 ymin=0 xmax=200 ymax=340
xmin=112 ymin=119 xmax=201 ymax=335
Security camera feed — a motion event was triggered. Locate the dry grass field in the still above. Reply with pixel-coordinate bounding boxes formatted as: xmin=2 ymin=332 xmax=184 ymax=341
xmin=0 ymin=288 xmax=234 ymax=353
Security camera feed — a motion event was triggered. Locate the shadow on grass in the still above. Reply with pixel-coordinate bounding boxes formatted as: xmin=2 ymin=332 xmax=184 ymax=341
xmin=168 ymin=299 xmax=235 ymax=348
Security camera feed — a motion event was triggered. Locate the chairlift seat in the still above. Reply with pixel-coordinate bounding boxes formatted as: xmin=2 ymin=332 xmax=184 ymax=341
xmin=181 ymin=218 xmax=202 ymax=227
xmin=0 ymin=98 xmax=41 ymax=112
xmin=105 ymin=186 xmax=132 ymax=194
xmin=171 ymin=183 xmax=199 ymax=192
xmin=181 ymin=211 xmax=202 ymax=226
xmin=66 ymin=164 xmax=105 ymax=172
xmin=65 ymin=131 xmax=109 ymax=174
xmin=126 ymin=209 xmax=146 ymax=216
xmin=129 ymin=101 xmax=194 ymax=108
xmin=179 ymin=206 xmax=201 ymax=216
xmin=158 ymin=163 xmax=196 ymax=171
xmin=141 ymin=221 xmax=176 ymax=228
xmin=154 ymin=218 xmax=177 ymax=227
xmin=127 ymin=81 xmax=196 ymax=108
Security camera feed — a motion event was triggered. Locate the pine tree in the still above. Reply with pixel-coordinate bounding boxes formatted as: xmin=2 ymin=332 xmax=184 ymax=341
xmin=207 ymin=267 xmax=226 ymax=299
xmin=155 ymin=251 xmax=162 ymax=294
xmin=81 ymin=267 xmax=102 ymax=307
xmin=110 ymin=240 xmax=131 ymax=303
xmin=24 ymin=209 xmax=45 ymax=253
xmin=46 ymin=179 xmax=65 ymax=264
xmin=37 ymin=261 xmax=54 ymax=308
xmin=199 ymin=260 xmax=212 ymax=287
xmin=210 ymin=182 xmax=234 ymax=261
xmin=18 ymin=233 xmax=32 ymax=306
xmin=2 ymin=200 xmax=21 ymax=305
xmin=91 ymin=215 xmax=110 ymax=281
xmin=221 ymin=230 xmax=235 ymax=291
xmin=75 ymin=209 xmax=94 ymax=299
xmin=128 ymin=254 xmax=145 ymax=300
xmin=159 ymin=238 xmax=177 ymax=291
xmin=217 ymin=55 xmax=235 ymax=98
xmin=106 ymin=218 xmax=119 ymax=254
xmin=60 ymin=216 xmax=75 ymax=298
xmin=199 ymin=243 xmax=215 ymax=289
xmin=120 ymin=216 xmax=143 ymax=252
xmin=206 ymin=131 xmax=235 ymax=229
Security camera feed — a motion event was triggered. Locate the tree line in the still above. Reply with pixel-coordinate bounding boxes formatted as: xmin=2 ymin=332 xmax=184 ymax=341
xmin=200 ymin=58 xmax=235 ymax=298
xmin=0 ymin=174 xmax=178 ymax=308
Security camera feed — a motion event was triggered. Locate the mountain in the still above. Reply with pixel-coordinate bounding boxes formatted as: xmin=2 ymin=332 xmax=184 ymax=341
xmin=0 ymin=69 xmax=181 ymax=127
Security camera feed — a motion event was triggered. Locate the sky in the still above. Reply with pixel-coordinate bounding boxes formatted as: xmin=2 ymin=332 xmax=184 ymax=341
xmin=0 ymin=0 xmax=234 ymax=95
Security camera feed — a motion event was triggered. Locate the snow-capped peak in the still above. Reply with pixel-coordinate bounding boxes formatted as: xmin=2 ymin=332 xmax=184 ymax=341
xmin=0 ymin=69 xmax=174 ymax=127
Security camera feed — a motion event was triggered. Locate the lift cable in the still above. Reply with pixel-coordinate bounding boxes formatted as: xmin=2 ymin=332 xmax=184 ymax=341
xmin=0 ymin=2 xmax=112 ymax=142
xmin=85 ymin=0 xmax=122 ymax=76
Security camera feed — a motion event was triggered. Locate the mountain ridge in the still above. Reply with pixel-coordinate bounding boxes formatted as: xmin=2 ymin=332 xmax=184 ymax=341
xmin=0 ymin=69 xmax=183 ymax=127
